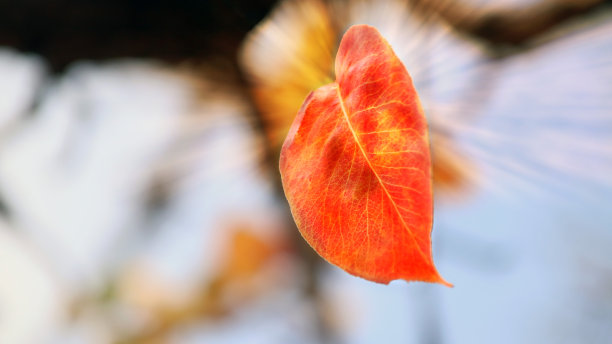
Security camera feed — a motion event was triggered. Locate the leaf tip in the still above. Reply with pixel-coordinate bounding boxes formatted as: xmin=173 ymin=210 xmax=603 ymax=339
xmin=437 ymin=277 xmax=454 ymax=288
xmin=398 ymin=275 xmax=453 ymax=288
xmin=426 ymin=271 xmax=454 ymax=288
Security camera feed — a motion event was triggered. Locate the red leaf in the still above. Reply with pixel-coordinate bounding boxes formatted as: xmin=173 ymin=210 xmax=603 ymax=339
xmin=280 ymin=25 xmax=450 ymax=286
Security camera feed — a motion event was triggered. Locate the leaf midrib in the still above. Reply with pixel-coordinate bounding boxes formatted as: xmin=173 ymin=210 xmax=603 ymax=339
xmin=334 ymin=84 xmax=429 ymax=265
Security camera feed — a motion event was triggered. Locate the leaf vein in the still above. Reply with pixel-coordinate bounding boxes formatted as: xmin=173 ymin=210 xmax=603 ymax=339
xmin=335 ymin=85 xmax=428 ymax=262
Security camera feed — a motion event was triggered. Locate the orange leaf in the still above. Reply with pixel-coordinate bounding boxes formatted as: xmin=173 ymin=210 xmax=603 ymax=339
xmin=280 ymin=25 xmax=450 ymax=286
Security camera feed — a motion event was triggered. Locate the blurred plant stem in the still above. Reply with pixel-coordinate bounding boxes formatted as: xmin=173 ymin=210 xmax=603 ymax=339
xmin=237 ymin=64 xmax=338 ymax=343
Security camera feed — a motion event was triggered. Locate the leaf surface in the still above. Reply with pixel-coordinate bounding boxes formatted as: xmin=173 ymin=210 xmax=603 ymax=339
xmin=280 ymin=25 xmax=450 ymax=285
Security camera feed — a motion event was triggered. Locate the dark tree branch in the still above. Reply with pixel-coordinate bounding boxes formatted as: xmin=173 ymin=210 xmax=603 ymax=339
xmin=410 ymin=0 xmax=609 ymax=46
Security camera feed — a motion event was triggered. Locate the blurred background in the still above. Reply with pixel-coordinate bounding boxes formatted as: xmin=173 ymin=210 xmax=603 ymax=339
xmin=1 ymin=0 xmax=611 ymax=343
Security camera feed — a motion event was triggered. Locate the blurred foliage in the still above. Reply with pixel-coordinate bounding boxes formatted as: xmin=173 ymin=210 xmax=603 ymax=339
xmin=0 ymin=0 xmax=611 ymax=343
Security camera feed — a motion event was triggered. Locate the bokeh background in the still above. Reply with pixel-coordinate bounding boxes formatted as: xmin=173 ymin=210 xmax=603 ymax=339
xmin=1 ymin=0 xmax=611 ymax=343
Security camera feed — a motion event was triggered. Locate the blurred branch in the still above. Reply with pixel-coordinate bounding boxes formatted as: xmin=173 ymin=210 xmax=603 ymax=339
xmin=410 ymin=0 xmax=609 ymax=46
xmin=0 ymin=0 xmax=278 ymax=72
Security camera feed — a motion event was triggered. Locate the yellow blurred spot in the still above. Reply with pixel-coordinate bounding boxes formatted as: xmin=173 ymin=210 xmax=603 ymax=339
xmin=240 ymin=0 xmax=337 ymax=147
